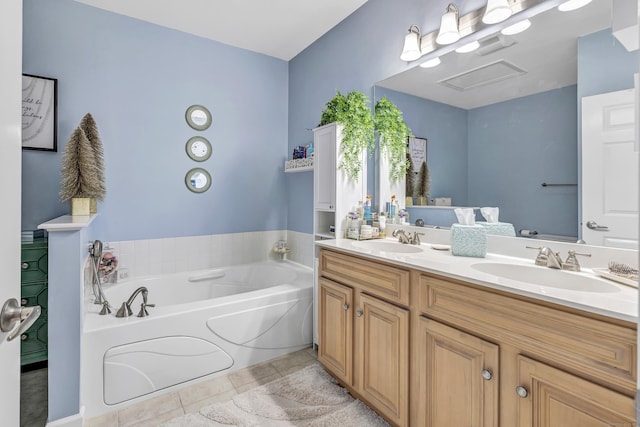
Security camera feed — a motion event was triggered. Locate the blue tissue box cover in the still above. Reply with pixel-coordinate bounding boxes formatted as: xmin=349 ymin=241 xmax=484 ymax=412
xmin=476 ymin=221 xmax=516 ymax=237
xmin=450 ymin=224 xmax=487 ymax=258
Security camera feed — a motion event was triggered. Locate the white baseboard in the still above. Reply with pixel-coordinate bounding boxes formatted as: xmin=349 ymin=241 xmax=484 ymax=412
xmin=46 ymin=406 xmax=85 ymax=427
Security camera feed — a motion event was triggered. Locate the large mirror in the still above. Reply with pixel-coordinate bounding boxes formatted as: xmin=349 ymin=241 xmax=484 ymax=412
xmin=374 ymin=0 xmax=638 ymax=247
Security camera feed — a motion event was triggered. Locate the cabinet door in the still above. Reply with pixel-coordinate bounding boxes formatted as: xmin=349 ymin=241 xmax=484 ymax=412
xmin=516 ymin=355 xmax=635 ymax=427
xmin=318 ymin=278 xmax=352 ymax=384
xmin=355 ymin=292 xmax=409 ymax=426
xmin=416 ymin=317 xmax=499 ymax=427
xmin=313 ymin=125 xmax=336 ymax=211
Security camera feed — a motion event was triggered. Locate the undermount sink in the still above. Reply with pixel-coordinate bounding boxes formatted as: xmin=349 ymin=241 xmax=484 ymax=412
xmin=351 ymin=240 xmax=423 ymax=254
xmin=471 ymin=262 xmax=620 ymax=293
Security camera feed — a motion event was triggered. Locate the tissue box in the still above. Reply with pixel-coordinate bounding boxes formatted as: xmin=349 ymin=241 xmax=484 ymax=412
xmin=476 ymin=221 xmax=516 ymax=237
xmin=434 ymin=197 xmax=452 ymax=206
xmin=450 ymin=224 xmax=487 ymax=258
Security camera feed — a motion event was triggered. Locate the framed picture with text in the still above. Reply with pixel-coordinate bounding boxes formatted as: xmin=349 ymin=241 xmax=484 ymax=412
xmin=22 ymin=74 xmax=57 ymax=151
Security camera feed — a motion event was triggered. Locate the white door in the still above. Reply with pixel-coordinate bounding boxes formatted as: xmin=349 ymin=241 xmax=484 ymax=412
xmin=0 ymin=1 xmax=24 ymax=426
xmin=582 ymin=89 xmax=639 ymax=249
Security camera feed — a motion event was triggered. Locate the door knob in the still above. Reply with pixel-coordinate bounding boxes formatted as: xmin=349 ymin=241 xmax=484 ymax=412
xmin=0 ymin=298 xmax=41 ymax=342
xmin=586 ymin=220 xmax=609 ymax=231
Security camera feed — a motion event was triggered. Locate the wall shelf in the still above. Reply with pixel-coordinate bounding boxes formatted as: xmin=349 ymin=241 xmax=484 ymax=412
xmin=284 ymin=158 xmax=313 ymax=173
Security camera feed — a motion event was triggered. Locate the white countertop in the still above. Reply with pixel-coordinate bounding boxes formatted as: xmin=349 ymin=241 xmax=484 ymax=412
xmin=316 ymin=238 xmax=638 ymax=323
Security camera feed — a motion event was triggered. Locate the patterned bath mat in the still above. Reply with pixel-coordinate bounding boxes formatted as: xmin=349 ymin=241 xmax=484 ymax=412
xmin=161 ymin=363 xmax=390 ymax=426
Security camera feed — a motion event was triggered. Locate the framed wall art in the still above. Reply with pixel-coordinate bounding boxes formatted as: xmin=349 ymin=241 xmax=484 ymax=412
xmin=22 ymin=74 xmax=57 ymax=151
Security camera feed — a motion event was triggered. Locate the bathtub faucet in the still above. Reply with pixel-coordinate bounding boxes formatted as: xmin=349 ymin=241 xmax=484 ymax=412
xmin=115 ymin=286 xmax=155 ymax=318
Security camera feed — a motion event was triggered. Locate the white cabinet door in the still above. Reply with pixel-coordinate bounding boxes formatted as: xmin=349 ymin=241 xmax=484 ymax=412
xmin=0 ymin=1 xmax=24 ymax=425
xmin=582 ymin=89 xmax=638 ymax=249
xmin=313 ymin=124 xmax=337 ymax=211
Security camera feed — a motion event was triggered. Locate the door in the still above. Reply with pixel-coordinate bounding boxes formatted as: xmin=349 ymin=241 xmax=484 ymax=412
xmin=516 ymin=355 xmax=635 ymax=426
xmin=416 ymin=317 xmax=499 ymax=427
xmin=355 ymin=292 xmax=409 ymax=426
xmin=317 ymin=278 xmax=352 ymax=384
xmin=582 ymin=89 xmax=638 ymax=248
xmin=0 ymin=0 xmax=24 ymax=425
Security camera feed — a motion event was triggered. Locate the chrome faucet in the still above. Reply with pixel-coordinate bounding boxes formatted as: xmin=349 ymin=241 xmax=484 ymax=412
xmin=409 ymin=231 xmax=424 ymax=245
xmin=116 ymin=286 xmax=155 ymax=318
xmin=89 ymin=240 xmax=111 ymax=315
xmin=526 ymin=246 xmax=563 ymax=269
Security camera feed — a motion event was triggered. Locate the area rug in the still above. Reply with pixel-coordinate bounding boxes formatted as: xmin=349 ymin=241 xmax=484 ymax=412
xmin=161 ymin=363 xmax=390 ymax=426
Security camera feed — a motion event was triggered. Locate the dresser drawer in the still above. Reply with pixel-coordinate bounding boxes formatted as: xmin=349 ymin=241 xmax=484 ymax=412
xmin=21 ymin=243 xmax=48 ymax=283
xmin=21 ymin=282 xmax=48 ymax=315
xmin=417 ymin=273 xmax=637 ymax=395
xmin=319 ymin=248 xmax=410 ymax=306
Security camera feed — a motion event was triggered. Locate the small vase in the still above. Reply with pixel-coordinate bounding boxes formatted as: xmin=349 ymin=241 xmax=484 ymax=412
xmin=405 ymin=197 xmax=413 ymax=207
xmin=416 ymin=196 xmax=427 ymax=206
xmin=90 ymin=198 xmax=97 ymax=214
xmin=71 ymin=198 xmax=91 ymax=216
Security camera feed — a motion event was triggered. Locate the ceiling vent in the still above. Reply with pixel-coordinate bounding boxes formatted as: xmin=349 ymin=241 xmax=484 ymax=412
xmin=476 ymin=34 xmax=516 ymax=56
xmin=438 ymin=60 xmax=527 ymax=91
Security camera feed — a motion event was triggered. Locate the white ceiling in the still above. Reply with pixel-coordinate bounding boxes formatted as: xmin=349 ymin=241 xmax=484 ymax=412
xmin=377 ymin=0 xmax=613 ymax=109
xmin=74 ymin=0 xmax=368 ymax=60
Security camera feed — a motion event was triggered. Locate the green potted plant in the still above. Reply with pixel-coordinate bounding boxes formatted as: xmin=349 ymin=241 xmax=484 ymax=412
xmin=374 ymin=96 xmax=412 ymax=183
xmin=319 ymin=90 xmax=374 ymax=182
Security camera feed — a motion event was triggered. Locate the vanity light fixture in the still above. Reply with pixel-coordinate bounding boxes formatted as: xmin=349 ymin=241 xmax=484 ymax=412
xmin=419 ymin=57 xmax=441 ymax=68
xmin=436 ymin=3 xmax=461 ymax=45
xmin=482 ymin=0 xmax=513 ymax=24
xmin=500 ymin=19 xmax=531 ymax=35
xmin=455 ymin=40 xmax=480 ymax=53
xmin=557 ymin=0 xmax=592 ymax=11
xmin=400 ymin=25 xmax=422 ymax=61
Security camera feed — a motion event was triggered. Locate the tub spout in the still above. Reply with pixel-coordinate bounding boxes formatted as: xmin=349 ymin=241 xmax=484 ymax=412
xmin=116 ymin=286 xmax=154 ymax=318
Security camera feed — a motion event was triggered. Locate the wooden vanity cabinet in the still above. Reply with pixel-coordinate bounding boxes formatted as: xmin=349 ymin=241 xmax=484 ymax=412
xmin=415 ymin=272 xmax=636 ymax=427
xmin=318 ymin=247 xmax=636 ymax=426
xmin=318 ymin=249 xmax=410 ymax=426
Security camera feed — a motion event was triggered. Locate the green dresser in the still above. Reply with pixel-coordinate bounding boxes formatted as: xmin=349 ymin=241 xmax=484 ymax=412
xmin=20 ymin=239 xmax=48 ymax=366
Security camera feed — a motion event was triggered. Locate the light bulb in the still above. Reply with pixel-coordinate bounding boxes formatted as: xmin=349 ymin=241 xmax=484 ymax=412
xmin=400 ymin=26 xmax=421 ymax=61
xmin=436 ymin=4 xmax=461 ymax=45
xmin=483 ymin=0 xmax=512 ymax=24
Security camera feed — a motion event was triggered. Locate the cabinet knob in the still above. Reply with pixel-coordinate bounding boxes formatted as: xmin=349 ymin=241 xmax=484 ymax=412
xmin=343 ymin=303 xmax=349 ymax=311
xmin=21 ymin=262 xmax=29 ymax=270
xmin=516 ymin=386 xmax=529 ymax=398
xmin=21 ymin=299 xmax=28 ymax=306
xmin=21 ymin=333 xmax=28 ymax=341
xmin=481 ymin=369 xmax=493 ymax=380
xmin=356 ymin=309 xmax=363 ymax=317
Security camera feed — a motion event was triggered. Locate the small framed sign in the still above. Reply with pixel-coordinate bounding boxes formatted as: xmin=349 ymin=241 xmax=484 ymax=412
xmin=22 ymin=74 xmax=57 ymax=151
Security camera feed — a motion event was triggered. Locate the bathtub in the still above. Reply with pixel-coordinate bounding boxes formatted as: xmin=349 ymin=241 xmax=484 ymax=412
xmin=81 ymin=260 xmax=313 ymax=419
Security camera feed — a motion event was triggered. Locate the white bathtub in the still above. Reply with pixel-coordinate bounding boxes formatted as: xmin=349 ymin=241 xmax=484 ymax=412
xmin=81 ymin=261 xmax=313 ymax=419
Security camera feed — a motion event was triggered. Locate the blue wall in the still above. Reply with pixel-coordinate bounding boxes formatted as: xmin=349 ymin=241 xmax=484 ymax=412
xmin=468 ymin=86 xmax=578 ymax=236
xmin=22 ymin=0 xmax=289 ymax=241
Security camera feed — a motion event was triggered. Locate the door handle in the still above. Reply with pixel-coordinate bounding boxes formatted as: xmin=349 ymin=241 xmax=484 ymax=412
xmin=586 ymin=220 xmax=609 ymax=231
xmin=0 ymin=298 xmax=41 ymax=342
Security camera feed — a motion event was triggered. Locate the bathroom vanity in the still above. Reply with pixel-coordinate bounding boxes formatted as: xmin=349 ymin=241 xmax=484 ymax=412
xmin=316 ymin=239 xmax=637 ymax=427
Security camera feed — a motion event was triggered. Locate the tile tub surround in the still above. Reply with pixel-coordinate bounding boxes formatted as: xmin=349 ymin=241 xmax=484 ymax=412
xmin=90 ymin=231 xmax=314 ymax=285
xmin=83 ymin=347 xmax=318 ymax=427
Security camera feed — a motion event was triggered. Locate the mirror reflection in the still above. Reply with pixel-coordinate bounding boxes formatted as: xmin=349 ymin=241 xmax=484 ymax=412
xmin=374 ymin=0 xmax=638 ymax=246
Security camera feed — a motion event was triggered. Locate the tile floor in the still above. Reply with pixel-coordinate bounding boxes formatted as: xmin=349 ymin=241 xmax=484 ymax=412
xmin=84 ymin=346 xmax=318 ymax=427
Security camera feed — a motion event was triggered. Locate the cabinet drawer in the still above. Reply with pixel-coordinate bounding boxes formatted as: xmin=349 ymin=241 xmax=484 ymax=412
xmin=319 ymin=249 xmax=410 ymax=306
xmin=417 ymin=274 xmax=637 ymax=395
xmin=21 ymin=244 xmax=48 ymax=283
xmin=21 ymin=282 xmax=48 ymax=315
